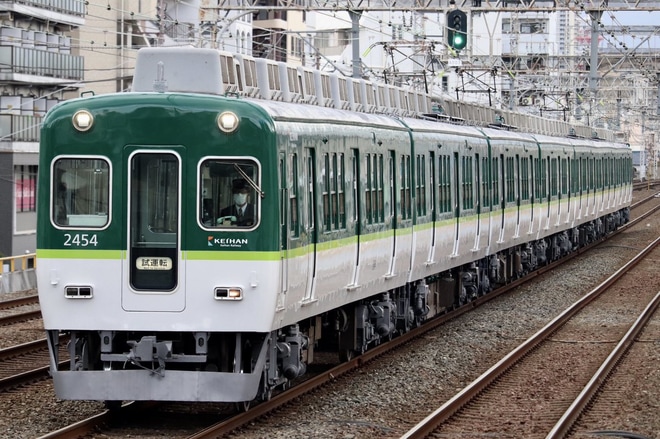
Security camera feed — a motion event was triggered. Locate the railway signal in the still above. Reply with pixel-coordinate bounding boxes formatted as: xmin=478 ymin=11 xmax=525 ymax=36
xmin=447 ymin=9 xmax=468 ymax=51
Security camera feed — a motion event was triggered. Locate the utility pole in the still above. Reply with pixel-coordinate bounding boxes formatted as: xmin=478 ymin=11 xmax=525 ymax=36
xmin=349 ymin=10 xmax=362 ymax=78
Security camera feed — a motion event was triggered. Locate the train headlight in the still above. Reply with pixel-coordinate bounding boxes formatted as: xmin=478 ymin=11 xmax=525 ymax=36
xmin=72 ymin=110 xmax=94 ymax=132
xmin=217 ymin=111 xmax=239 ymax=133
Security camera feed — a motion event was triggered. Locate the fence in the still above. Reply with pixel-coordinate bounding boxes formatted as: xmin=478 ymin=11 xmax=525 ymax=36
xmin=0 ymin=253 xmax=37 ymax=294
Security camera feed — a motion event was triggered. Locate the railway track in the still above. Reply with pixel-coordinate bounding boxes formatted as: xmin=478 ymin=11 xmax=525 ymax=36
xmin=0 ymin=340 xmax=53 ymax=392
xmin=0 ymin=339 xmax=70 ymax=393
xmin=400 ymin=236 xmax=660 ymax=439
xmin=569 ymin=294 xmax=660 ymax=438
xmin=0 ymin=295 xmax=70 ymax=392
xmin=0 ymin=295 xmax=40 ymax=326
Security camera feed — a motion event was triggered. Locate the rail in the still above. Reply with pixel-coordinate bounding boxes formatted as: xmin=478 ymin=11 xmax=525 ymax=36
xmin=0 ymin=253 xmax=37 ymax=294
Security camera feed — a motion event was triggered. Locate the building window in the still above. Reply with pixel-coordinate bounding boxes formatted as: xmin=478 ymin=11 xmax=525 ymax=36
xmin=15 ymin=165 xmax=37 ymax=212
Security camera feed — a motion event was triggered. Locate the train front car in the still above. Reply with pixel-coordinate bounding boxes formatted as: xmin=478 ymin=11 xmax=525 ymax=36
xmin=36 ymin=48 xmax=284 ymax=404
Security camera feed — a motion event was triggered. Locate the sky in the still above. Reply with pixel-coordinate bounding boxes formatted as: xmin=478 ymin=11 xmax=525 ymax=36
xmin=599 ymin=10 xmax=660 ymax=49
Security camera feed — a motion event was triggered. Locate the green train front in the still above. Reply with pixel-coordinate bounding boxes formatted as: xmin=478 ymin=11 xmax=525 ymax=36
xmin=36 ymin=51 xmax=290 ymax=402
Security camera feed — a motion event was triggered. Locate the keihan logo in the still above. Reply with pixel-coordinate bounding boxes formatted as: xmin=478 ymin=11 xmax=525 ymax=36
xmin=207 ymin=236 xmax=248 ymax=248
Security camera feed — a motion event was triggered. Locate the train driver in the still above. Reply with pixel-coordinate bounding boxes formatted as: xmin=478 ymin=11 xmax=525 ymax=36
xmin=219 ymin=178 xmax=255 ymax=226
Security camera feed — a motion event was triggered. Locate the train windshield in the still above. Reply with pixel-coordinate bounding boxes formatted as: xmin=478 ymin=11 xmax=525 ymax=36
xmin=199 ymin=159 xmax=260 ymax=229
xmin=52 ymin=158 xmax=110 ymax=228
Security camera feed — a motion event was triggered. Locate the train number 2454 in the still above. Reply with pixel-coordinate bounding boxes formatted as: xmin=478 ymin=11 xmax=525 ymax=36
xmin=64 ymin=233 xmax=98 ymax=247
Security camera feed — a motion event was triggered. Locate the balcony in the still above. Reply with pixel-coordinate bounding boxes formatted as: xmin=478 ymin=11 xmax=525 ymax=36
xmin=0 ymin=0 xmax=85 ymax=26
xmin=0 ymin=114 xmax=41 ymax=142
xmin=0 ymin=46 xmax=83 ymax=83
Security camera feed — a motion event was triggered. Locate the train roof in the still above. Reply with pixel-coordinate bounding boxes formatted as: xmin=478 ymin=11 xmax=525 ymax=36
xmin=130 ymin=47 xmax=624 ymax=144
xmin=248 ymin=97 xmax=407 ymax=130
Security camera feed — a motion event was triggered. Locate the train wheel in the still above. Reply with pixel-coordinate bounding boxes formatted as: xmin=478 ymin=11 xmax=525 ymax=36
xmin=260 ymin=387 xmax=273 ymax=402
xmin=339 ymin=348 xmax=354 ymax=362
xmin=104 ymin=400 xmax=122 ymax=411
xmin=234 ymin=401 xmax=251 ymax=412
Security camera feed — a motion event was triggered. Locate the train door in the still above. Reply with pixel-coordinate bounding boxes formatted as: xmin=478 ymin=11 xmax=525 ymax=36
xmin=428 ymin=150 xmax=437 ymax=262
xmin=563 ymin=156 xmax=571 ymax=223
xmin=473 ymin=153 xmax=482 ymax=250
xmin=529 ymin=154 xmax=535 ymax=235
xmin=498 ymin=154 xmax=506 ymax=243
xmin=277 ymin=152 xmax=287 ymax=309
xmin=452 ymin=152 xmax=460 ymax=255
xmin=515 ymin=154 xmax=521 ymax=237
xmin=122 ymin=149 xmax=185 ymax=312
xmin=556 ymin=157 xmax=562 ymax=226
xmin=284 ymin=150 xmax=309 ymax=306
xmin=303 ymin=147 xmax=317 ymax=302
xmin=349 ymin=148 xmax=361 ymax=288
xmin=390 ymin=151 xmax=405 ymax=276
xmin=545 ymin=158 xmax=551 ymax=228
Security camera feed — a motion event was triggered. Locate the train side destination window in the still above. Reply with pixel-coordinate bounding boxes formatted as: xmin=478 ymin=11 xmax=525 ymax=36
xmin=200 ymin=159 xmax=260 ymax=229
xmin=52 ymin=158 xmax=110 ymax=228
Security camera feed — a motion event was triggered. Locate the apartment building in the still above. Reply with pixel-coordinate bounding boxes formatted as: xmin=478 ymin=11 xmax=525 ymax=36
xmin=0 ymin=0 xmax=84 ymax=258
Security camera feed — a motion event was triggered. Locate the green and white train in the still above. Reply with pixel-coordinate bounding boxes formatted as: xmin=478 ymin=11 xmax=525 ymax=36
xmin=36 ymin=47 xmax=632 ymax=405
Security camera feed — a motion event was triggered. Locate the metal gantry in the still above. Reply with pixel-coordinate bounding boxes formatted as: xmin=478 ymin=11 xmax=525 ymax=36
xmin=199 ymin=0 xmax=660 ymax=138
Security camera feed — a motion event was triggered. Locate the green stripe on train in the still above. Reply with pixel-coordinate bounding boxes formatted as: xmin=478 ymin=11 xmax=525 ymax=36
xmin=37 ymin=249 xmax=281 ymax=262
xmin=37 ymin=249 xmax=124 ymax=259
xmin=185 ymin=251 xmax=280 ymax=261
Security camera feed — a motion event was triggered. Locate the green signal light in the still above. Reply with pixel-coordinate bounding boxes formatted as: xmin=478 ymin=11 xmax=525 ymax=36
xmin=451 ymin=31 xmax=467 ymax=50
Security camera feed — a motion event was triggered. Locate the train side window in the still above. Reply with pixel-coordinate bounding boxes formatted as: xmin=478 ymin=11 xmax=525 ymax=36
xmin=199 ymin=159 xmax=260 ymax=229
xmin=323 ymin=153 xmax=330 ymax=230
xmin=505 ymin=156 xmax=515 ymax=203
xmin=492 ymin=156 xmax=499 ymax=205
xmin=540 ymin=158 xmax=548 ymax=199
xmin=365 ymin=154 xmax=372 ymax=224
xmin=462 ymin=155 xmax=474 ymax=210
xmin=550 ymin=157 xmax=558 ymax=197
xmin=322 ymin=152 xmax=347 ymax=232
xmin=415 ymin=154 xmax=426 ymax=216
xmin=289 ymin=153 xmax=300 ymax=237
xmin=520 ymin=156 xmax=530 ymax=201
xmin=438 ymin=154 xmax=451 ymax=214
xmin=481 ymin=156 xmax=490 ymax=209
xmin=364 ymin=153 xmax=385 ymax=225
xmin=400 ymin=155 xmax=411 ymax=220
xmin=52 ymin=158 xmax=110 ymax=228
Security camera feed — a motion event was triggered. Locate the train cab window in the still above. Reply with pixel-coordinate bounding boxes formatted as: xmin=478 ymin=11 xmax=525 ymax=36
xmin=52 ymin=158 xmax=110 ymax=228
xmin=199 ymin=159 xmax=260 ymax=229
